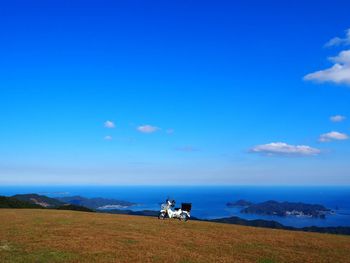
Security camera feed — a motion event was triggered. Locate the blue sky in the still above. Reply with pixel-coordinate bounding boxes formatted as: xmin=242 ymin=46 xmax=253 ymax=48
xmin=1 ymin=0 xmax=350 ymax=185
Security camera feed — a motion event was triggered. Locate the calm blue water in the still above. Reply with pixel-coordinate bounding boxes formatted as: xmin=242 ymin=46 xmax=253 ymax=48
xmin=1 ymin=186 xmax=349 ymax=228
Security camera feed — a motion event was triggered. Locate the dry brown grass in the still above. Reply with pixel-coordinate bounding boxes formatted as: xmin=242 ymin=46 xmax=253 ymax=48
xmin=0 ymin=209 xmax=349 ymax=263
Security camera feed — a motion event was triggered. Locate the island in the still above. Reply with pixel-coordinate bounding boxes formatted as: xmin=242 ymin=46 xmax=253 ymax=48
xmin=227 ymin=200 xmax=332 ymax=218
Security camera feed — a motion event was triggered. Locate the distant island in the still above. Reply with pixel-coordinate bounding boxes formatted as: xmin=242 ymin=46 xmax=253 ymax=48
xmin=227 ymin=200 xmax=332 ymax=218
xmin=56 ymin=196 xmax=136 ymax=210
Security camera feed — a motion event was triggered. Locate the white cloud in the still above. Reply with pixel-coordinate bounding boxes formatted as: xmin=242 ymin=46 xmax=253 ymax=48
xmin=330 ymin=115 xmax=346 ymax=122
xmin=319 ymin=131 xmax=348 ymax=142
xmin=325 ymin=28 xmax=350 ymax=47
xmin=137 ymin=125 xmax=159 ymax=133
xmin=250 ymin=142 xmax=321 ymax=156
xmin=104 ymin=135 xmax=113 ymax=141
xmin=305 ymin=29 xmax=350 ymax=86
xmin=104 ymin=120 xmax=115 ymax=128
xmin=304 ymin=50 xmax=350 ymax=85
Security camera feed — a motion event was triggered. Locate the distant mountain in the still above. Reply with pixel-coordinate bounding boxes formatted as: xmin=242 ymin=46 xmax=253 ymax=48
xmin=211 ymin=216 xmax=289 ymax=229
xmin=3 ymin=193 xmax=133 ymax=212
xmin=1 ymin=194 xmax=94 ymax=212
xmin=300 ymin=226 xmax=350 ymax=235
xmin=241 ymin=200 xmax=331 ymax=218
xmin=57 ymin=196 xmax=136 ymax=210
xmin=0 ymin=196 xmax=43 ymax=209
xmin=210 ymin=216 xmax=350 ymax=235
xmin=12 ymin=194 xmax=64 ymax=208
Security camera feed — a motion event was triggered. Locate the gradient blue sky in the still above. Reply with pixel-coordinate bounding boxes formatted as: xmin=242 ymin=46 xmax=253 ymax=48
xmin=1 ymin=0 xmax=350 ymax=185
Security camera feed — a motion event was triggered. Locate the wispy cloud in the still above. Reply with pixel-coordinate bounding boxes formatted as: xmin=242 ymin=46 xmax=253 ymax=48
xmin=325 ymin=28 xmax=350 ymax=47
xmin=305 ymin=29 xmax=350 ymax=86
xmin=330 ymin=115 xmax=346 ymax=122
xmin=166 ymin=129 xmax=175 ymax=135
xmin=250 ymin=142 xmax=321 ymax=156
xmin=104 ymin=135 xmax=113 ymax=141
xmin=104 ymin=120 xmax=115 ymax=128
xmin=137 ymin=125 xmax=159 ymax=133
xmin=319 ymin=131 xmax=348 ymax=142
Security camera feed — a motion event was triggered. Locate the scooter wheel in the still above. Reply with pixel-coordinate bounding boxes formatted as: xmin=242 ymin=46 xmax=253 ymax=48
xmin=158 ymin=212 xmax=166 ymax=220
xmin=180 ymin=213 xmax=188 ymax=222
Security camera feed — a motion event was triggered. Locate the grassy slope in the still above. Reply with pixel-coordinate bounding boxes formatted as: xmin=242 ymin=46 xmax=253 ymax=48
xmin=0 ymin=196 xmax=42 ymax=209
xmin=0 ymin=209 xmax=349 ymax=263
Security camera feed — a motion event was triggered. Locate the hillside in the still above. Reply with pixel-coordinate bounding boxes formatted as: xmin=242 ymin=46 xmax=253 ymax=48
xmin=12 ymin=194 xmax=64 ymax=208
xmin=1 ymin=209 xmax=349 ymax=263
xmin=0 ymin=196 xmax=42 ymax=209
xmin=0 ymin=195 xmax=95 ymax=214
xmin=57 ymin=196 xmax=135 ymax=210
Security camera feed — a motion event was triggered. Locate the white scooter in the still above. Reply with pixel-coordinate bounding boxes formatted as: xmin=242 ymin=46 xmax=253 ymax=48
xmin=158 ymin=199 xmax=191 ymax=221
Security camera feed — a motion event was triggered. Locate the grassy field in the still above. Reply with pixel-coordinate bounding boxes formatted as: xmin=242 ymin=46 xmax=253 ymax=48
xmin=0 ymin=209 xmax=349 ymax=263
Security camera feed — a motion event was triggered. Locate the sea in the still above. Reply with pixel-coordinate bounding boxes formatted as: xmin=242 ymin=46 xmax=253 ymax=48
xmin=1 ymin=185 xmax=350 ymax=228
